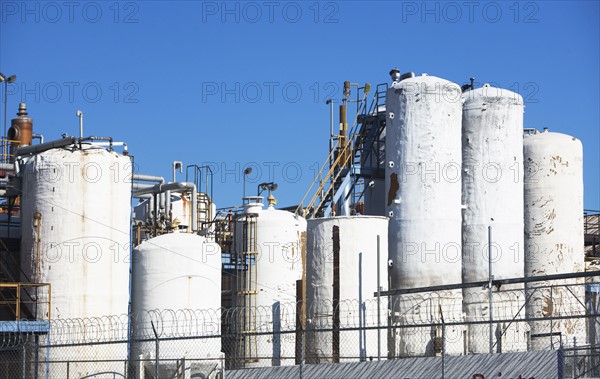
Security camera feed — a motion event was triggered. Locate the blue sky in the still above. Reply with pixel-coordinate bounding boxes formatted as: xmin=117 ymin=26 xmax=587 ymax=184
xmin=1 ymin=0 xmax=599 ymax=210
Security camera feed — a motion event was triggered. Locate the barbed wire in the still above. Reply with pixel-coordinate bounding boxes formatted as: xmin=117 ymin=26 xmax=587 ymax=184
xmin=0 ymin=282 xmax=596 ymax=349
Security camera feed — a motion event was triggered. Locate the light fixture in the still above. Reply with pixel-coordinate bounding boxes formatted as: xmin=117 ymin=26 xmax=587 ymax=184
xmin=257 ymin=182 xmax=278 ymax=196
xmin=242 ymin=167 xmax=253 ymax=200
xmin=389 ymin=68 xmax=400 ymax=82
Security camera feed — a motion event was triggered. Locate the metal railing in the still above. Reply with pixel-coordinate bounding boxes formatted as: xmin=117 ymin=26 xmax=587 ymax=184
xmin=0 ymin=282 xmax=51 ymax=321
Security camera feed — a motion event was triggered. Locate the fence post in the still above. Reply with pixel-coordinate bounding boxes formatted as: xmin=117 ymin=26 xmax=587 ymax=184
xmin=299 ymin=327 xmax=305 ymax=379
xmin=572 ymin=336 xmax=577 ymax=379
xmin=221 ymin=352 xmax=226 ymax=379
xmin=439 ymin=304 xmax=445 ymax=379
xmin=21 ymin=339 xmax=26 ymax=379
xmin=488 ymin=225 xmax=494 ymax=354
xmin=151 ymin=320 xmax=160 ymax=379
xmin=34 ymin=334 xmax=39 ymax=379
xmin=376 ymin=235 xmax=381 ymax=361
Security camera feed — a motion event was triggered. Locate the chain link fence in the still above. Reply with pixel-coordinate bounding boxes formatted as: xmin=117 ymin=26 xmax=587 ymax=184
xmin=0 ymin=281 xmax=598 ymax=378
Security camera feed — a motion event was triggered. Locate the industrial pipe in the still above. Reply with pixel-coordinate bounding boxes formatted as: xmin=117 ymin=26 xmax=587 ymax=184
xmin=15 ymin=137 xmax=77 ymax=157
xmin=133 ymin=182 xmax=198 ymax=232
xmin=133 ymin=174 xmax=166 ymax=214
xmin=132 ymin=174 xmax=164 ymax=183
xmin=76 ymin=110 xmax=83 ymax=138
xmin=172 ymin=161 xmax=183 ymax=182
xmin=132 ymin=183 xmax=154 ymax=190
xmin=91 ymin=141 xmax=128 ymax=154
xmin=32 ymin=134 xmax=43 ymax=144
xmin=0 ymin=163 xmax=15 ymax=171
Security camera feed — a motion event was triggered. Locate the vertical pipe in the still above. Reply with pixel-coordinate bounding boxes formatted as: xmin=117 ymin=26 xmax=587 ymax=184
xmin=76 ymin=110 xmax=83 ymax=139
xmin=3 ymin=82 xmax=7 ymax=163
xmin=191 ymin=185 xmax=198 ymax=232
xmin=327 ymin=99 xmax=334 ymax=171
xmin=332 ymin=225 xmax=340 ymax=363
xmin=376 ymin=235 xmax=381 ymax=361
xmin=165 ymin=190 xmax=171 ymax=225
xmin=16 ymin=283 xmax=20 ymax=319
xmin=488 ymin=225 xmax=494 ymax=354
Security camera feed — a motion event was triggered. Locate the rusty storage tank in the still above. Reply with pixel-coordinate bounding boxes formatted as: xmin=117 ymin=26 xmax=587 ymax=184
xmin=523 ymin=130 xmax=587 ymax=350
xmin=461 ymin=84 xmax=526 ymax=353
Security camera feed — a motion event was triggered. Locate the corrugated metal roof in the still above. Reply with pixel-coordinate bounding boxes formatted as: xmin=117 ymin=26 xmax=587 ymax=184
xmin=226 ymin=350 xmax=560 ymax=379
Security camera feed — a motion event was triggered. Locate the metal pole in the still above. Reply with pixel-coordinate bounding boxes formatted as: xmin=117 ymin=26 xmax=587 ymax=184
xmin=21 ymin=340 xmax=26 ymax=379
xmin=376 ymin=235 xmax=381 ymax=361
xmin=358 ymin=252 xmax=364 ymax=361
xmin=76 ymin=110 xmax=83 ymax=139
xmin=440 ymin=304 xmax=445 ymax=379
xmin=3 ymin=82 xmax=7 ymax=163
xmin=151 ymin=321 xmax=160 ymax=379
xmin=34 ymin=335 xmax=39 ymax=379
xmin=442 ymin=322 xmax=446 ymax=379
xmin=221 ymin=352 xmax=226 ymax=379
xmin=488 ymin=225 xmax=494 ymax=354
xmin=550 ymin=286 xmax=554 ymax=349
xmin=573 ymin=336 xmax=577 ymax=378
xmin=326 ymin=99 xmax=334 ymax=170
xmin=299 ymin=328 xmax=304 ymax=379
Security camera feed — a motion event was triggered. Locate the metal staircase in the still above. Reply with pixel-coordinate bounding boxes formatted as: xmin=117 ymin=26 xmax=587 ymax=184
xmin=0 ymin=240 xmax=48 ymax=321
xmin=296 ymin=82 xmax=388 ymax=219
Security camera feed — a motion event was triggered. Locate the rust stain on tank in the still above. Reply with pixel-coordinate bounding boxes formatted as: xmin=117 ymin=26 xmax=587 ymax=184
xmin=542 ymin=296 xmax=552 ymax=317
xmin=387 ymin=172 xmax=399 ymax=206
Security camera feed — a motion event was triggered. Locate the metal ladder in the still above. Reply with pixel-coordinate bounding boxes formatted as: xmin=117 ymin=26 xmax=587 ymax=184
xmin=196 ymin=192 xmax=212 ymax=231
xmin=236 ymin=213 xmax=259 ymax=364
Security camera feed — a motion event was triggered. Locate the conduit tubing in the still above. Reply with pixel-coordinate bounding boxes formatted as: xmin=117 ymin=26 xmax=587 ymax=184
xmin=133 ymin=174 xmax=167 ymax=214
xmin=15 ymin=137 xmax=77 ymax=156
xmin=133 ymin=182 xmax=198 ymax=232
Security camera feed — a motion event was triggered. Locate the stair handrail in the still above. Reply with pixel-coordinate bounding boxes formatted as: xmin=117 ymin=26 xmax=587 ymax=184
xmin=297 ymin=89 xmax=370 ymax=218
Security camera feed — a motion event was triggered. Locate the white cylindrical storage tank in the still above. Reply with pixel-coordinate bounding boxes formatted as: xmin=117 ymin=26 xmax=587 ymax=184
xmin=305 ymin=216 xmax=388 ymax=363
xmin=19 ymin=145 xmax=131 ymax=377
xmin=385 ymin=75 xmax=464 ymax=357
xmin=462 ymin=85 xmax=526 ymax=353
xmin=131 ymin=232 xmax=222 ymax=377
xmin=233 ymin=196 xmax=306 ymax=367
xmin=524 ymin=131 xmax=586 ymax=350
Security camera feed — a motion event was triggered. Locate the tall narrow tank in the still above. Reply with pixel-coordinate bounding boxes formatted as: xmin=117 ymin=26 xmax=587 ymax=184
xmin=305 ymin=216 xmax=388 ymax=363
xmin=523 ymin=130 xmax=586 ymax=350
xmin=232 ymin=196 xmax=306 ymax=367
xmin=461 ymin=85 xmax=526 ymax=353
xmin=385 ymin=74 xmax=464 ymax=356
xmin=131 ymin=232 xmax=222 ymax=377
xmin=19 ymin=145 xmax=131 ymax=377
